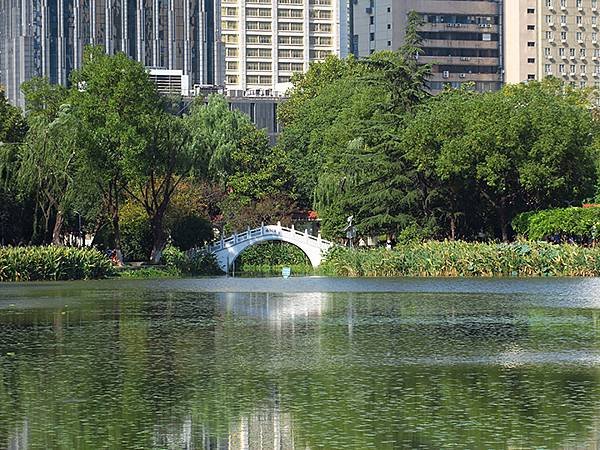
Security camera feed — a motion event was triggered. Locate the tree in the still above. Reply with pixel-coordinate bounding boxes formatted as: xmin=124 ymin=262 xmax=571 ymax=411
xmin=123 ymin=113 xmax=195 ymax=263
xmin=309 ymin=12 xmax=432 ymax=239
xmin=403 ymin=80 xmax=598 ymax=241
xmin=185 ymin=95 xmax=293 ymax=232
xmin=69 ymin=46 xmax=162 ymax=261
xmin=17 ymin=105 xmax=79 ymax=244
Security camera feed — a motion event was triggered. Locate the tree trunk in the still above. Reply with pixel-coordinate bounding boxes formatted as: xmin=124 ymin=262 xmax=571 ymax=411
xmin=52 ymin=210 xmax=64 ymax=245
xmin=150 ymin=213 xmax=167 ymax=264
xmin=449 ymin=216 xmax=457 ymax=241
xmin=498 ymin=199 xmax=509 ymax=242
xmin=111 ymin=208 xmax=123 ymax=265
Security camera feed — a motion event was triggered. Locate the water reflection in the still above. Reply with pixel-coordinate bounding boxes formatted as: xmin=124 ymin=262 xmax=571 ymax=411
xmin=1 ymin=279 xmax=600 ymax=448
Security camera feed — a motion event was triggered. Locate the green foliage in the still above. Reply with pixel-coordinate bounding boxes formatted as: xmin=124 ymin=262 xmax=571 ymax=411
xmin=321 ymin=241 xmax=600 ymax=277
xmin=120 ymin=202 xmax=153 ymax=262
xmin=161 ymin=245 xmax=222 ymax=276
xmin=513 ymin=207 xmax=600 ymax=241
xmin=170 ymin=215 xmax=213 ymax=251
xmin=403 ymin=80 xmax=598 ymax=241
xmin=0 ymin=246 xmax=114 ymax=281
xmin=0 ymin=90 xmax=27 ymax=144
xmin=236 ymin=242 xmax=310 ymax=270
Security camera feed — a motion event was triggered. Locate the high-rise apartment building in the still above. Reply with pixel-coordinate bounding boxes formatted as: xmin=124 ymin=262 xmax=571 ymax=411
xmin=351 ymin=0 xmax=503 ymax=93
xmin=0 ymin=0 xmax=223 ymax=107
xmin=220 ymin=0 xmax=349 ymax=96
xmin=505 ymin=0 xmax=600 ymax=88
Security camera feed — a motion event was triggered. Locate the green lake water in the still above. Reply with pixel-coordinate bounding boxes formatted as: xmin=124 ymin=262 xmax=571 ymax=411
xmin=1 ymin=277 xmax=600 ymax=449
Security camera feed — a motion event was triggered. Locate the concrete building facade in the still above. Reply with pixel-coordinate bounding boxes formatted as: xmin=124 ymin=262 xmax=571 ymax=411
xmin=220 ymin=0 xmax=349 ymax=96
xmin=504 ymin=0 xmax=600 ymax=88
xmin=351 ymin=0 xmax=503 ymax=93
xmin=0 ymin=0 xmax=224 ymax=107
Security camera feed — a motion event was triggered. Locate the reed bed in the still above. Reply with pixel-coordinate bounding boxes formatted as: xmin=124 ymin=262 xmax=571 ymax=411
xmin=320 ymin=241 xmax=600 ymax=277
xmin=0 ymin=246 xmax=114 ymax=282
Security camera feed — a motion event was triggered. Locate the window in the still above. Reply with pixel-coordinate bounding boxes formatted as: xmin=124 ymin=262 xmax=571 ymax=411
xmin=577 ymin=31 xmax=583 ymax=41
xmin=559 ymin=47 xmax=565 ymax=56
xmin=528 ymin=8 xmax=536 ymax=13
xmin=580 ymin=48 xmax=586 ymax=57
xmin=528 ymin=58 xmax=536 ymax=63
xmin=544 ymin=47 xmax=552 ymax=56
xmin=528 ymin=74 xmax=536 ymax=80
xmin=528 ymin=41 xmax=536 ymax=47
xmin=528 ymin=25 xmax=535 ymax=30
xmin=545 ymin=64 xmax=552 ymax=72
xmin=559 ymin=63 xmax=565 ymax=72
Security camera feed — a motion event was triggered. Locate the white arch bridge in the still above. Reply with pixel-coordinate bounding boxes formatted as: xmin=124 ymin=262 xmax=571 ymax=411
xmin=206 ymin=223 xmax=333 ymax=273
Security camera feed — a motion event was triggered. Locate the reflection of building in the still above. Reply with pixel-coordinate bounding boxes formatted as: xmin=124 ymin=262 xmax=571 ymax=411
xmin=351 ymin=0 xmax=503 ymax=93
xmin=228 ymin=408 xmax=295 ymax=450
xmin=505 ymin=0 xmax=600 ymax=88
xmin=0 ymin=0 xmax=224 ymax=107
xmin=220 ymin=292 xmax=328 ymax=326
xmin=220 ymin=0 xmax=349 ymax=96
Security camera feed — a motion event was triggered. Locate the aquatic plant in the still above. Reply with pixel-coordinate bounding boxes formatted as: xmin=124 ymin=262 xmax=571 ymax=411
xmin=321 ymin=241 xmax=600 ymax=277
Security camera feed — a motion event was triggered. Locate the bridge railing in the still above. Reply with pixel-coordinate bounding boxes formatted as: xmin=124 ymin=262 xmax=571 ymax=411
xmin=207 ymin=222 xmax=332 ymax=253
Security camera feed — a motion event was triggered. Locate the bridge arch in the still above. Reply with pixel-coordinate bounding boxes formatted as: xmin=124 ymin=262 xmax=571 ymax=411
xmin=207 ymin=223 xmax=333 ymax=273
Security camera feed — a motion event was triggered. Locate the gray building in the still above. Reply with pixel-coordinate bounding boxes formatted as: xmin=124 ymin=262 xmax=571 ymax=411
xmin=351 ymin=0 xmax=503 ymax=93
xmin=0 ymin=0 xmax=224 ymax=107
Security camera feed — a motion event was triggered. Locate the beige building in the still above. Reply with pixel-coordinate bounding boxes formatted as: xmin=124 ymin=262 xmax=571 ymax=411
xmin=352 ymin=0 xmax=503 ymax=93
xmin=220 ymin=0 xmax=349 ymax=96
xmin=505 ymin=0 xmax=600 ymax=88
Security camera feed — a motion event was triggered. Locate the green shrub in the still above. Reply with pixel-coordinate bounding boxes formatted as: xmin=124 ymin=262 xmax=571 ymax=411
xmin=513 ymin=207 xmax=600 ymax=241
xmin=161 ymin=245 xmax=222 ymax=276
xmin=321 ymin=241 xmax=600 ymax=277
xmin=0 ymin=246 xmax=114 ymax=282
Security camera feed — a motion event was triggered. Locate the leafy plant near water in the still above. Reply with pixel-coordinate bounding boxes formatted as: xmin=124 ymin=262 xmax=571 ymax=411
xmin=513 ymin=207 xmax=600 ymax=241
xmin=321 ymin=242 xmax=600 ymax=277
xmin=161 ymin=245 xmax=222 ymax=276
xmin=0 ymin=246 xmax=114 ymax=281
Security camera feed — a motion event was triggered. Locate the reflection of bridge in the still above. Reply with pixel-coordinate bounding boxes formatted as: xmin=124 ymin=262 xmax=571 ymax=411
xmin=207 ymin=222 xmax=333 ymax=272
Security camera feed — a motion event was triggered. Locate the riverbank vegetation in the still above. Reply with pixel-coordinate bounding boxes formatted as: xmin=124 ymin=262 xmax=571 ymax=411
xmin=0 ymin=246 xmax=114 ymax=281
xmin=321 ymin=242 xmax=600 ymax=277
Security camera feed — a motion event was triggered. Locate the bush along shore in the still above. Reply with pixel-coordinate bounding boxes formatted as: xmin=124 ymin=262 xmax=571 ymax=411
xmin=0 ymin=246 xmax=114 ymax=282
xmin=320 ymin=242 xmax=600 ymax=277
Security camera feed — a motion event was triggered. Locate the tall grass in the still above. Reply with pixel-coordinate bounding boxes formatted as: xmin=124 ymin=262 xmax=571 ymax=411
xmin=321 ymin=241 xmax=600 ymax=277
xmin=0 ymin=246 xmax=114 ymax=282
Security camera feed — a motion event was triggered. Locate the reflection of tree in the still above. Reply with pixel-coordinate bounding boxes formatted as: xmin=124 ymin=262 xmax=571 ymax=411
xmin=0 ymin=287 xmax=600 ymax=448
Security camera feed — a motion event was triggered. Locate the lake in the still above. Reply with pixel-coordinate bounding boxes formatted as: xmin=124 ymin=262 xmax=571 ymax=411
xmin=1 ymin=277 xmax=600 ymax=449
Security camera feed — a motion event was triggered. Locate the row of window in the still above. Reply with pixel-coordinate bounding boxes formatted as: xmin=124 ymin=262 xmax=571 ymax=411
xmin=225 ymin=47 xmax=331 ymax=58
xmin=221 ymin=8 xmax=333 ymax=19
xmin=544 ymin=46 xmax=600 ymax=56
xmin=223 ymin=34 xmax=331 ymax=45
xmin=225 ymin=61 xmax=305 ymax=71
xmin=222 ymin=21 xmax=332 ymax=32
xmin=544 ymin=0 xmax=599 ymax=8
xmin=544 ymin=63 xmax=600 ymax=74
xmin=542 ymin=30 xmax=600 ymax=41
xmin=225 ymin=75 xmax=297 ymax=84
